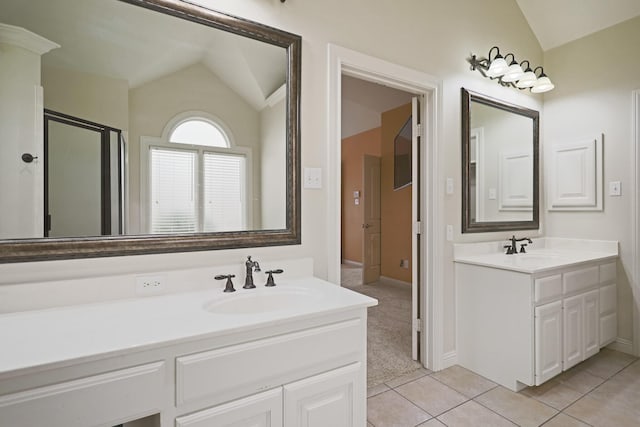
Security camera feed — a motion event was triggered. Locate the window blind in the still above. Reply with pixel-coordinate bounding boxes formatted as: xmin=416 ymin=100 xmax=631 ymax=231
xmin=203 ymin=152 xmax=246 ymax=232
xmin=150 ymin=147 xmax=197 ymax=233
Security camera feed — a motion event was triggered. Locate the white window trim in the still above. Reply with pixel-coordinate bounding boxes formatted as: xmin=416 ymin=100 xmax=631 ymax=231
xmin=139 ymin=112 xmax=252 ymax=234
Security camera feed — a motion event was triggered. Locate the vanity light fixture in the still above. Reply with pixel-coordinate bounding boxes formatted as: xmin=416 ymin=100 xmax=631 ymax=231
xmin=468 ymin=46 xmax=554 ymax=93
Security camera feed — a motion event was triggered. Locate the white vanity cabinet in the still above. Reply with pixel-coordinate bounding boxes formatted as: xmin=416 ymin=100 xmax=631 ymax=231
xmin=0 ymin=278 xmax=375 ymax=427
xmin=457 ymin=257 xmax=618 ymax=391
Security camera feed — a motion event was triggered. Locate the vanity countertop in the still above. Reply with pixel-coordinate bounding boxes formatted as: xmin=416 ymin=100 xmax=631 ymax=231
xmin=454 ymin=238 xmax=618 ymax=274
xmin=0 ymin=277 xmax=377 ymax=378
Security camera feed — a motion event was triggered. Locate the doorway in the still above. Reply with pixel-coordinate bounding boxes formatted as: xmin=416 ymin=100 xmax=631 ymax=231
xmin=44 ymin=110 xmax=125 ymax=237
xmin=327 ymin=44 xmax=444 ymax=375
xmin=340 ymin=75 xmax=420 ymax=387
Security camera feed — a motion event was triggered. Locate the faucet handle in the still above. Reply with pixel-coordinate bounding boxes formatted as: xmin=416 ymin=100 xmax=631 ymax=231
xmin=215 ymin=274 xmax=236 ymax=293
xmin=503 ymin=245 xmax=514 ymax=255
xmin=265 ymin=269 xmax=284 ymax=287
xmin=519 ymin=243 xmax=528 ymax=253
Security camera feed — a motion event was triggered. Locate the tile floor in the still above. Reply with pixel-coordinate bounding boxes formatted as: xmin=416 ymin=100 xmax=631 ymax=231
xmin=367 ymin=348 xmax=639 ymax=427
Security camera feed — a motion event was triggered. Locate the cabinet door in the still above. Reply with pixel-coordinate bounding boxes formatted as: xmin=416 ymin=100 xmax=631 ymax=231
xmin=563 ymin=294 xmax=584 ymax=370
xmin=535 ymin=301 xmax=563 ymax=385
xmin=583 ymin=289 xmax=600 ymax=359
xmin=284 ymin=362 xmax=362 ymax=427
xmin=175 ymin=388 xmax=282 ymax=427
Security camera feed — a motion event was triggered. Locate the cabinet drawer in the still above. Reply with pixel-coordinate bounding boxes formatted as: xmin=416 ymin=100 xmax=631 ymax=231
xmin=535 ymin=275 xmax=562 ymax=303
xmin=563 ymin=266 xmax=599 ymax=294
xmin=600 ymin=283 xmax=617 ymax=315
xmin=0 ymin=362 xmax=165 ymax=427
xmin=175 ymin=388 xmax=282 ymax=427
xmin=176 ymin=319 xmax=362 ymax=407
xmin=600 ymin=262 xmax=616 ymax=283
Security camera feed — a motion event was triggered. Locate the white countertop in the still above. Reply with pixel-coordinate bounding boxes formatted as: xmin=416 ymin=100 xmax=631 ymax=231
xmin=0 ymin=277 xmax=377 ymax=378
xmin=454 ymin=238 xmax=618 ymax=274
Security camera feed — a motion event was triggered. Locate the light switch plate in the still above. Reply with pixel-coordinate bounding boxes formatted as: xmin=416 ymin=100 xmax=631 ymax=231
xmin=303 ymin=167 xmax=322 ymax=189
xmin=488 ymin=188 xmax=497 ymax=200
xmin=446 ymin=178 xmax=454 ymax=195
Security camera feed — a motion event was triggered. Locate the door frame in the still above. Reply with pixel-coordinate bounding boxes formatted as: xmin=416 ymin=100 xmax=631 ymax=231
xmin=632 ymin=89 xmax=640 ymax=356
xmin=44 ymin=109 xmax=123 ymax=237
xmin=327 ymin=44 xmax=445 ymax=370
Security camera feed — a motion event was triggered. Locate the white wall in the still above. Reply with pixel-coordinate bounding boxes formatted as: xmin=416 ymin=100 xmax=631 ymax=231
xmin=0 ymin=0 xmax=544 ymax=362
xmin=42 ymin=65 xmax=129 ymax=130
xmin=543 ymin=16 xmax=640 ymax=348
xmin=260 ymin=97 xmax=286 ymax=230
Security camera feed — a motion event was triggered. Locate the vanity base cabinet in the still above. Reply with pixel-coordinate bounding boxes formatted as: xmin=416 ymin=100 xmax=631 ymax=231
xmin=457 ymin=259 xmax=617 ymax=391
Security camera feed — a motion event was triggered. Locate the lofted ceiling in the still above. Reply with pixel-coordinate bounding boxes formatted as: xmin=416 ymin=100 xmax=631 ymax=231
xmin=0 ymin=0 xmax=286 ymax=111
xmin=516 ymin=0 xmax=640 ymax=51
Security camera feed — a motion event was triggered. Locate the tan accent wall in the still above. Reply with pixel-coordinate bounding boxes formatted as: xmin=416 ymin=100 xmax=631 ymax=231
xmin=381 ymin=103 xmax=412 ymax=283
xmin=341 ymin=128 xmax=381 ymax=263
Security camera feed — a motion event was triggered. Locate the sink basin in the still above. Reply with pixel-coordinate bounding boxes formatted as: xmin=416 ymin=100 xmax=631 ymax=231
xmin=203 ymin=288 xmax=317 ymax=315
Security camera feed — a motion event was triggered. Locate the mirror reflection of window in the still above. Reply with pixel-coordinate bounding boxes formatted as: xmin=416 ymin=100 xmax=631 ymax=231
xmin=148 ymin=118 xmax=248 ymax=234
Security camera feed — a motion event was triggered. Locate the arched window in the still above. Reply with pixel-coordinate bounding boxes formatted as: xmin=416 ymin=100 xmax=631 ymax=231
xmin=169 ymin=119 xmax=229 ymax=148
xmin=143 ymin=114 xmax=250 ymax=234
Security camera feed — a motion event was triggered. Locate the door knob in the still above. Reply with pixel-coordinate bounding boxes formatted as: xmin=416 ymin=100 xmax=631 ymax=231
xmin=362 ymin=223 xmax=371 ymax=229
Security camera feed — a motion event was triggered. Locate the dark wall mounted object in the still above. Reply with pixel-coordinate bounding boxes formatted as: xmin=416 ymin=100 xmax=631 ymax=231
xmin=0 ymin=0 xmax=301 ymax=263
xmin=21 ymin=153 xmax=38 ymax=163
xmin=461 ymin=88 xmax=539 ymax=233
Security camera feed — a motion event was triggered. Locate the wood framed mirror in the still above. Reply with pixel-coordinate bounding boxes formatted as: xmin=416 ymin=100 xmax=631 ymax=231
xmin=0 ymin=0 xmax=301 ymax=262
xmin=461 ymin=88 xmax=539 ymax=233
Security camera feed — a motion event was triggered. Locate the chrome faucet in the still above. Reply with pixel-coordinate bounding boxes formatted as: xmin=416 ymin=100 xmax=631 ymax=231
xmin=243 ymin=255 xmax=261 ymax=289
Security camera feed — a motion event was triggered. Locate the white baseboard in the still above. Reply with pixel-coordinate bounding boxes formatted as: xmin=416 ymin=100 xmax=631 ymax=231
xmin=607 ymin=337 xmax=634 ymax=355
xmin=380 ymin=275 xmax=411 ymax=286
xmin=441 ymin=350 xmax=457 ymax=370
xmin=342 ymin=260 xmax=362 ymax=267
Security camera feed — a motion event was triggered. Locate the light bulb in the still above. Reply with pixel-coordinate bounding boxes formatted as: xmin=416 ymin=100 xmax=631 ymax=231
xmin=516 ymin=70 xmax=537 ymax=88
xmin=531 ymin=76 xmax=555 ymax=93
xmin=486 ymin=56 xmax=508 ymax=77
xmin=502 ymin=63 xmax=524 ymax=82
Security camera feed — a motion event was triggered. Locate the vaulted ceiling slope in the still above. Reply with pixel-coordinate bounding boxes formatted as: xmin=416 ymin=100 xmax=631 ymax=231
xmin=0 ymin=0 xmax=286 ymax=111
xmin=516 ymin=0 xmax=640 ymax=51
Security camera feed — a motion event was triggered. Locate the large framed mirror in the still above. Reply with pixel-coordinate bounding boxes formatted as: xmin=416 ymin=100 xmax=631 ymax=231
xmin=0 ymin=0 xmax=300 ymax=262
xmin=461 ymin=88 xmax=539 ymax=233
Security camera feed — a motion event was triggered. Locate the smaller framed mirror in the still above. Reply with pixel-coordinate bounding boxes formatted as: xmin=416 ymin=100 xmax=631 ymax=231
xmin=461 ymin=88 xmax=539 ymax=233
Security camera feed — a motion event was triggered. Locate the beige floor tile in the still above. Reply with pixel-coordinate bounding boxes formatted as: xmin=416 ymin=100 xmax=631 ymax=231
xmin=368 ymin=382 xmax=390 ymax=397
xmin=367 ymin=423 xmax=374 ymax=427
xmin=367 ymin=390 xmax=431 ymax=427
xmin=431 ymin=365 xmax=497 ymax=398
xmin=384 ymin=368 xmax=431 ymax=388
xmin=395 ymin=375 xmax=468 ymax=416
xmin=557 ymin=367 xmax=605 ymax=394
xmin=541 ymin=413 xmax=590 ymax=427
xmin=564 ymin=394 xmax=640 ymax=427
xmin=521 ymin=379 xmax=583 ymax=410
xmin=586 ymin=373 xmax=640 ymax=413
xmin=579 ymin=348 xmax=637 ymax=379
xmin=437 ymin=400 xmax=516 ymax=427
xmin=416 ymin=419 xmax=446 ymax=427
xmin=475 ymin=386 xmax=558 ymax=427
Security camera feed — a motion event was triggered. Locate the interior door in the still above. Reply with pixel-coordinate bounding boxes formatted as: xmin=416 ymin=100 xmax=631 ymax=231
xmin=411 ymin=96 xmax=421 ymax=361
xmin=44 ymin=110 xmax=123 ymax=238
xmin=362 ymin=155 xmax=381 ymax=284
xmin=46 ymin=118 xmax=104 ymax=237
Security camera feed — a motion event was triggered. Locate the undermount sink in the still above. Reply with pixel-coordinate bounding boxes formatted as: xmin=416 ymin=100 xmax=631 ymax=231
xmin=203 ymin=287 xmax=317 ymax=315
